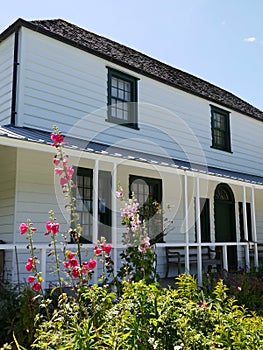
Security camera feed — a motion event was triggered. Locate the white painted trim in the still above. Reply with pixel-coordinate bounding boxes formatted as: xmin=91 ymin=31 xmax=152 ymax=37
xmin=111 ymin=163 xmax=118 ymax=276
xmin=195 ymin=176 xmax=202 ymax=285
xmin=184 ymin=173 xmax=190 ymax=272
xmin=93 ymin=159 xmax=99 ymax=282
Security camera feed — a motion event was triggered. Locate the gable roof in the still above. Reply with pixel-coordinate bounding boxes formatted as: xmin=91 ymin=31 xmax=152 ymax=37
xmin=1 ymin=18 xmax=263 ymax=121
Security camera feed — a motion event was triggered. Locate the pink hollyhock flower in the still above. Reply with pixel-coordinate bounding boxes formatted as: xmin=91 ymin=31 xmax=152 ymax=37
xmin=20 ymin=223 xmax=28 ymax=234
xmin=72 ymin=266 xmax=80 ymax=278
xmin=116 ymin=191 xmax=123 ymax=199
xmin=94 ymin=246 xmax=102 ymax=255
xmin=32 ymin=282 xmax=41 ymax=291
xmin=46 ymin=221 xmax=53 ymax=231
xmin=60 ymin=177 xmax=67 ymax=187
xmin=28 ymin=275 xmax=35 ymax=284
xmin=55 ymin=168 xmax=63 ymax=176
xmin=66 ymin=165 xmax=74 ymax=180
xmin=50 ymin=223 xmax=59 ymax=234
xmin=53 ymin=157 xmax=60 ymax=166
xmin=87 ymin=259 xmax=97 ymax=269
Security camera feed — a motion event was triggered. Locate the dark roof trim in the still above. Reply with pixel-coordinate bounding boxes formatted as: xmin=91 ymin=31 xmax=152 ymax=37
xmin=11 ymin=27 xmax=19 ymax=125
xmin=1 ymin=18 xmax=263 ymax=122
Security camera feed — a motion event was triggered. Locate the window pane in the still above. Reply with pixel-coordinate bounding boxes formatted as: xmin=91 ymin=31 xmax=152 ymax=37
xmin=118 ymin=88 xmax=124 ymax=100
xmin=112 ymin=87 xmax=118 ymax=98
xmin=112 ymin=77 xmax=118 ymax=88
xmin=75 ymin=168 xmax=93 ymax=242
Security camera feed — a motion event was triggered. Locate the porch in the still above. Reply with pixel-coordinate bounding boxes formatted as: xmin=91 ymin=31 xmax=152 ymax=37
xmin=1 ymin=136 xmax=263 ymax=287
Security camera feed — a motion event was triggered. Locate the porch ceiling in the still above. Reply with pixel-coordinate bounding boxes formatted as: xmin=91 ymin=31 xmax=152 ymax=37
xmin=1 ymin=124 xmax=263 ymax=186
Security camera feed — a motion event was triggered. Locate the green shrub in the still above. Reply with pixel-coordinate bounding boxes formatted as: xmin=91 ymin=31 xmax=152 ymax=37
xmin=0 ymin=282 xmax=38 ymax=348
xmin=203 ymin=268 xmax=263 ymax=314
xmin=29 ymin=274 xmax=263 ymax=349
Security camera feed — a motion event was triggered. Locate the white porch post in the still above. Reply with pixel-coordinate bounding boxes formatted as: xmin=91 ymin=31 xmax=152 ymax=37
xmin=242 ymin=186 xmax=250 ymax=268
xmin=184 ymin=173 xmax=190 ymax=273
xmin=40 ymin=248 xmax=46 ymax=290
xmin=93 ymin=159 xmax=99 ymax=281
xmin=112 ymin=163 xmax=118 ymax=276
xmin=251 ymin=186 xmax=258 ymax=268
xmin=195 ymin=176 xmax=202 ymax=286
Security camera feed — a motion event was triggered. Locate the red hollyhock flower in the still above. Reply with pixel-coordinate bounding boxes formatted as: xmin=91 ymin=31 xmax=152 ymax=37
xmin=53 ymin=157 xmax=60 ymax=166
xmin=28 ymin=275 xmax=35 ymax=284
xmin=32 ymin=282 xmax=41 ymax=291
xmin=51 ymin=133 xmax=64 ymax=144
xmin=26 ymin=262 xmax=34 ymax=271
xmin=72 ymin=266 xmax=80 ymax=278
xmin=94 ymin=246 xmax=102 ymax=255
xmin=87 ymin=259 xmax=97 ymax=269
xmin=69 ymin=258 xmax=79 ymax=267
xmin=67 ymin=251 xmax=75 ymax=259
xmin=102 ymin=243 xmax=112 ymax=254
xmin=63 ymin=261 xmax=69 ymax=269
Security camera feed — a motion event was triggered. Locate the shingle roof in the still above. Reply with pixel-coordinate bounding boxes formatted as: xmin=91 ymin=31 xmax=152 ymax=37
xmin=26 ymin=18 xmax=263 ymax=122
xmin=1 ymin=18 xmax=262 ymax=121
xmin=1 ymin=124 xmax=263 ymax=185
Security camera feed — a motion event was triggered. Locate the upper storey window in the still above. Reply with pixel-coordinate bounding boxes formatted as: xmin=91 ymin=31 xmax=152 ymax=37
xmin=210 ymin=105 xmax=231 ymax=152
xmin=107 ymin=68 xmax=138 ymax=129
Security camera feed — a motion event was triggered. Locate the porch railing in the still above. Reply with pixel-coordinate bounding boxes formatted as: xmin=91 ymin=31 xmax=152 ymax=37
xmin=0 ymin=241 xmax=262 ymax=288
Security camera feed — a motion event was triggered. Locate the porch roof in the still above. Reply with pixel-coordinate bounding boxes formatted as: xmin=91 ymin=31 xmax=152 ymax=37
xmin=1 ymin=124 xmax=263 ymax=186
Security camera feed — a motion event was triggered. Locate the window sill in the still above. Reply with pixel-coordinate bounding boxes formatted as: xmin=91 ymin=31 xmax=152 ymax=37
xmin=106 ymin=117 xmax=140 ymax=130
xmin=210 ymin=145 xmax=233 ymax=153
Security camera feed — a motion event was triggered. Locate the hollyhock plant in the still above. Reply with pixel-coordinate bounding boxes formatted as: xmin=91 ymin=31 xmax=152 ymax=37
xmin=116 ymin=188 xmax=158 ymax=284
xmin=20 ymin=126 xmax=113 ymax=295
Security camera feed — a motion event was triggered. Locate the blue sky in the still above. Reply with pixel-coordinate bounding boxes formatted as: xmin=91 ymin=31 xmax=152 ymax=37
xmin=1 ymin=0 xmax=263 ymax=110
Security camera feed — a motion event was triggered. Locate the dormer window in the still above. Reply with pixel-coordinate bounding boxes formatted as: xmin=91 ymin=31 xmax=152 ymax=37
xmin=210 ymin=105 xmax=231 ymax=152
xmin=107 ymin=68 xmax=139 ymax=129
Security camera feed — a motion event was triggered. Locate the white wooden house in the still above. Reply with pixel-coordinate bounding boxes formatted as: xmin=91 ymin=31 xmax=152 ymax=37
xmin=0 ymin=18 xmax=263 ymax=286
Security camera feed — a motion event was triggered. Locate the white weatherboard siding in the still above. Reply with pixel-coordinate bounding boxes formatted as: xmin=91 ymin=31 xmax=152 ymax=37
xmin=17 ymin=28 xmax=263 ymax=179
xmin=0 ymin=34 xmax=14 ymax=125
xmin=15 ymin=148 xmax=69 ymax=244
xmin=0 ymin=146 xmax=16 ymax=243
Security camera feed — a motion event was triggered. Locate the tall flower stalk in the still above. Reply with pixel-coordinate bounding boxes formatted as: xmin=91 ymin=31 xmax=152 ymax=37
xmin=116 ymin=188 xmax=158 ymax=284
xmin=51 ymin=126 xmax=84 ymax=280
xmin=45 ymin=210 xmax=63 ymax=293
xmin=20 ymin=220 xmax=43 ymax=293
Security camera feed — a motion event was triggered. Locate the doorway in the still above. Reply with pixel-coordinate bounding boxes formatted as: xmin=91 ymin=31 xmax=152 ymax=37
xmin=214 ymin=183 xmax=237 ymax=270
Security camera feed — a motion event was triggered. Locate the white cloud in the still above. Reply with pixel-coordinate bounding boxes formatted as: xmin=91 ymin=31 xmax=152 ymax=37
xmin=244 ymin=37 xmax=256 ymax=43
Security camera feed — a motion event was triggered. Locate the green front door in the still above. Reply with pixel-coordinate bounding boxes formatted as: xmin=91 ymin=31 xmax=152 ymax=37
xmin=214 ymin=184 xmax=237 ymax=270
